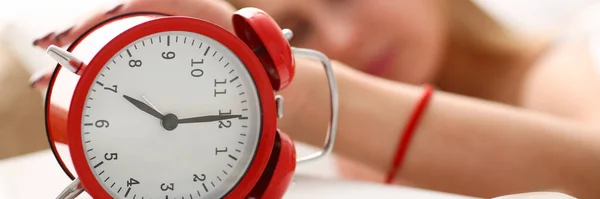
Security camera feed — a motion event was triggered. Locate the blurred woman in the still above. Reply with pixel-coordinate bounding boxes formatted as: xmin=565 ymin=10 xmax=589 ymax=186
xmin=32 ymin=0 xmax=600 ymax=198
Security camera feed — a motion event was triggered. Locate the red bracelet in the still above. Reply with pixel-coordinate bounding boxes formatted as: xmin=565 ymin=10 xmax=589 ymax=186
xmin=384 ymin=84 xmax=434 ymax=184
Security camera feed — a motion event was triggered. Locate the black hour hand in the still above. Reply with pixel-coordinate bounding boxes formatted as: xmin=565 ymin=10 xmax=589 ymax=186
xmin=123 ymin=95 xmax=164 ymax=119
xmin=178 ymin=115 xmax=242 ymax=124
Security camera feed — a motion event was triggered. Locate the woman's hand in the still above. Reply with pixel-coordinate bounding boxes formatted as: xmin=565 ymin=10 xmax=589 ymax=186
xmin=32 ymin=0 xmax=236 ymax=49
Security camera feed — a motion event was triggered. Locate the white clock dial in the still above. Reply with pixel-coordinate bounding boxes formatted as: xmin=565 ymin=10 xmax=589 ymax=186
xmin=81 ymin=31 xmax=262 ymax=199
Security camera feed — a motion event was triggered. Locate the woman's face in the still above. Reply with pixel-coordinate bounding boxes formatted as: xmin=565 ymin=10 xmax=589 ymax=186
xmin=233 ymin=0 xmax=448 ymax=84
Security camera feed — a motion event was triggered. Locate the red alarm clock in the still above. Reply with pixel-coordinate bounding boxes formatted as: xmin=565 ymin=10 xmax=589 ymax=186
xmin=30 ymin=7 xmax=338 ymax=199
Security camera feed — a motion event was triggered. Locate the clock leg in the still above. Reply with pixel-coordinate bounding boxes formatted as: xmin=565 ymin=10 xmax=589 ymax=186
xmin=56 ymin=178 xmax=85 ymax=199
xmin=246 ymin=131 xmax=296 ymax=199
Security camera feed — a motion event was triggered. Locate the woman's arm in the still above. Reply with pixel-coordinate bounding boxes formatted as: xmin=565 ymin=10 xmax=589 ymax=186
xmin=521 ymin=39 xmax=600 ymax=126
xmin=30 ymin=0 xmax=600 ymax=196
xmin=279 ymin=58 xmax=600 ymax=199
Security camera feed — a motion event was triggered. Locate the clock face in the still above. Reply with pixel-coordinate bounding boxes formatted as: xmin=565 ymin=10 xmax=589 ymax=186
xmin=80 ymin=31 xmax=262 ymax=199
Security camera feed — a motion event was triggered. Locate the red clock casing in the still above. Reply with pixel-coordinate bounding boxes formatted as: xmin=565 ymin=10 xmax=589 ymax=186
xmin=35 ymin=9 xmax=297 ymax=199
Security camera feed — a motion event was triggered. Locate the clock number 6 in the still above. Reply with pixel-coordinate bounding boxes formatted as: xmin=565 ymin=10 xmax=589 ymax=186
xmin=129 ymin=60 xmax=142 ymax=68
xmin=95 ymin=120 xmax=109 ymax=128
xmin=160 ymin=183 xmax=174 ymax=191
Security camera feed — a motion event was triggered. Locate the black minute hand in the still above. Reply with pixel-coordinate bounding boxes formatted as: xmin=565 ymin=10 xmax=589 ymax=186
xmin=177 ymin=115 xmax=242 ymax=124
xmin=123 ymin=95 xmax=164 ymax=119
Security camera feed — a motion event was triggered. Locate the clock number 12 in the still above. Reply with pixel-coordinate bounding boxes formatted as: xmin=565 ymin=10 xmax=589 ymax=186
xmin=218 ymin=109 xmax=232 ymax=128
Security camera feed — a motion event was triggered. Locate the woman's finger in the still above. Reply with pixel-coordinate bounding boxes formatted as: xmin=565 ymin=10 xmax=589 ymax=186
xmin=32 ymin=2 xmax=126 ymax=49
xmin=54 ymin=3 xmax=129 ymax=48
xmin=33 ymin=0 xmax=236 ymax=50
xmin=32 ymin=32 xmax=57 ymax=50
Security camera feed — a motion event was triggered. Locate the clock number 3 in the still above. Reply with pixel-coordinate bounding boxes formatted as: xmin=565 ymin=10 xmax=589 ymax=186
xmin=160 ymin=183 xmax=174 ymax=191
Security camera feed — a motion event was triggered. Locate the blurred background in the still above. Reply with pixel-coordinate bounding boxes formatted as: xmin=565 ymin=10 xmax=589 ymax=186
xmin=0 ymin=1 xmax=598 ymax=199
xmin=0 ymin=0 xmax=597 ymax=160
xmin=0 ymin=0 xmax=598 ymax=165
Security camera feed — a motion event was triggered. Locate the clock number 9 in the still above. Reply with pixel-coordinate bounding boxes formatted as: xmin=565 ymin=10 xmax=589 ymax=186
xmin=160 ymin=183 xmax=174 ymax=191
xmin=129 ymin=60 xmax=142 ymax=68
xmin=162 ymin=51 xmax=176 ymax=59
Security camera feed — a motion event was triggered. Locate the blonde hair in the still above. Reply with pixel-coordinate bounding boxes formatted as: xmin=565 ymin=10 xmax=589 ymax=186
xmin=229 ymin=0 xmax=537 ymax=91
xmin=444 ymin=1 xmax=532 ymax=66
